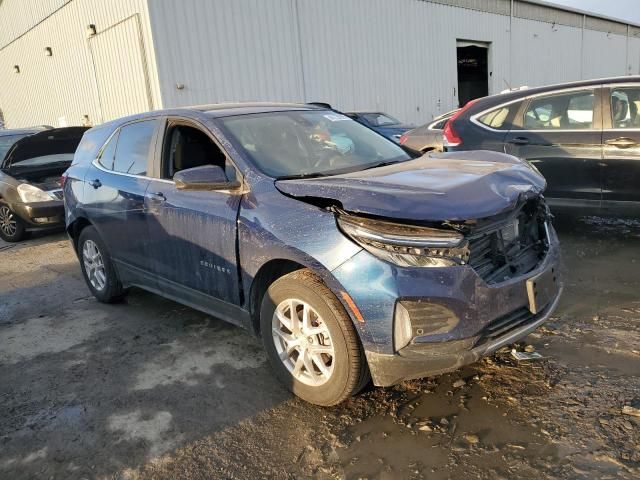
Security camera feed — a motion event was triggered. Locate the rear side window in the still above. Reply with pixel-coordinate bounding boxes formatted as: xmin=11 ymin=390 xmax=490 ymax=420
xmin=477 ymin=106 xmax=512 ymax=129
xmin=524 ymin=90 xmax=594 ymax=130
xmin=112 ymin=120 xmax=158 ymax=176
xmin=73 ymin=127 xmax=112 ymax=165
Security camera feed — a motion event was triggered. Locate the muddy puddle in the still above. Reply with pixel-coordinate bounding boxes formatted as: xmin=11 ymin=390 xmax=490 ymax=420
xmin=340 ymin=366 xmax=557 ymax=479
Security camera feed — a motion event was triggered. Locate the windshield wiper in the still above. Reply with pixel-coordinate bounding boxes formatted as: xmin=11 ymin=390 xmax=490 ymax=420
xmin=277 ymin=172 xmax=330 ymax=180
xmin=361 ymin=160 xmax=401 ymax=171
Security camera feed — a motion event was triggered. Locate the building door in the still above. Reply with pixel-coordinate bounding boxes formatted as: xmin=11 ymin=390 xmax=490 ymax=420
xmin=88 ymin=15 xmax=153 ymax=123
xmin=456 ymin=41 xmax=489 ymax=107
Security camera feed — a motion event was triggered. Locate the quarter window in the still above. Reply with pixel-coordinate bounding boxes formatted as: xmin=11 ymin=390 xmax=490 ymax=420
xmin=478 ymin=106 xmax=511 ymax=129
xmin=97 ymin=131 xmax=118 ymax=170
xmin=524 ymin=90 xmax=594 ymax=130
xmin=610 ymin=88 xmax=640 ymax=129
xmin=112 ymin=120 xmax=158 ymax=175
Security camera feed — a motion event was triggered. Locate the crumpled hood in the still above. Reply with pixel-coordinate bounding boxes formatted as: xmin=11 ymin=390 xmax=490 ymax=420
xmin=275 ymin=151 xmax=546 ymax=221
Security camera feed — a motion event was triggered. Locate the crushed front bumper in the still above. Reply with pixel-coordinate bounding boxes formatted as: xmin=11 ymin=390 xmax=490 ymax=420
xmin=12 ymin=200 xmax=65 ymax=229
xmin=366 ymin=284 xmax=562 ymax=386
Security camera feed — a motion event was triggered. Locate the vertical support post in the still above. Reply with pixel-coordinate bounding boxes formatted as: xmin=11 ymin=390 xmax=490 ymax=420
xmin=580 ymin=15 xmax=585 ymax=79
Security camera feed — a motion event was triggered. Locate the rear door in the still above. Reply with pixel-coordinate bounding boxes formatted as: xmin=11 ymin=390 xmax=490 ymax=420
xmin=83 ymin=118 xmax=160 ymax=277
xmin=503 ymin=88 xmax=603 ymax=204
xmin=144 ymin=117 xmax=243 ymax=311
xmin=601 ymin=84 xmax=640 ymax=204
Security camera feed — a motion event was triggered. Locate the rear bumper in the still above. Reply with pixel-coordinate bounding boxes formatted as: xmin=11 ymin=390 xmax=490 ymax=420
xmin=366 ymin=285 xmax=562 ymax=387
xmin=12 ymin=200 xmax=65 ymax=229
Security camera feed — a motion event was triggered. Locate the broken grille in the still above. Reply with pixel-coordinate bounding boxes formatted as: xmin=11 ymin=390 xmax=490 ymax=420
xmin=467 ymin=200 xmax=547 ymax=285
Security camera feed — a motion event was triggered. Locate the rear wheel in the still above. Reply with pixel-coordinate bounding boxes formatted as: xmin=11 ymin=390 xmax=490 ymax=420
xmin=261 ymin=269 xmax=369 ymax=406
xmin=78 ymin=226 xmax=124 ymax=303
xmin=0 ymin=203 xmax=25 ymax=242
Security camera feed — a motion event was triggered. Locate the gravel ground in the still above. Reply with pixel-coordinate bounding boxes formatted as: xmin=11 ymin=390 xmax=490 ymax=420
xmin=0 ymin=213 xmax=639 ymax=479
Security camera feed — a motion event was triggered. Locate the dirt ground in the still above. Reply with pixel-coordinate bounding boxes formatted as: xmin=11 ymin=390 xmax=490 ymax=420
xmin=1 ymin=213 xmax=639 ymax=480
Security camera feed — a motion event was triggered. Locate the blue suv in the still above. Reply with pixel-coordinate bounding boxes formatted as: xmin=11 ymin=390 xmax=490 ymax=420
xmin=63 ymin=104 xmax=562 ymax=405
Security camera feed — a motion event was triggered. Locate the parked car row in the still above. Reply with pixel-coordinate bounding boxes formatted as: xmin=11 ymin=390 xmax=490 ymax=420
xmin=8 ymin=76 xmax=632 ymax=405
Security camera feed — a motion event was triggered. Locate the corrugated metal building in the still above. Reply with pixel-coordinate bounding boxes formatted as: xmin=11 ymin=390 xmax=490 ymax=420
xmin=1 ymin=0 xmax=639 ymax=128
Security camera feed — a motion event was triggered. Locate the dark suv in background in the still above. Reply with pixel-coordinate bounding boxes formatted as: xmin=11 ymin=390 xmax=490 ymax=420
xmin=443 ymin=76 xmax=640 ymax=212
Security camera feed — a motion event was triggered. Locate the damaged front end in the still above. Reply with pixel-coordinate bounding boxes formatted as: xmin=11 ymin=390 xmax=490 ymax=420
xmin=328 ymin=195 xmax=561 ymax=387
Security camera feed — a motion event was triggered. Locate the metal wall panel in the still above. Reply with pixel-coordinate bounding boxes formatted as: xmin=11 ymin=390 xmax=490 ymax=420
xmin=514 ymin=1 xmax=582 ymax=28
xmin=585 ymin=16 xmax=628 ymax=36
xmin=510 ymin=18 xmax=583 ymax=87
xmin=148 ymin=0 xmax=305 ymax=108
xmin=582 ymin=30 xmax=627 ymax=80
xmin=0 ymin=0 xmax=69 ymax=49
xmin=0 ymin=0 xmax=161 ymax=128
xmin=425 ymin=0 xmax=510 ymax=15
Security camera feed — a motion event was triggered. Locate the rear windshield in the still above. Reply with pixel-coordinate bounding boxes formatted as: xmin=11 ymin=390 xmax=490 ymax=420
xmin=7 ymin=136 xmax=83 ymax=169
xmin=0 ymin=134 xmax=29 ymax=163
xmin=360 ymin=113 xmax=400 ymax=127
xmin=219 ymin=110 xmax=411 ymax=178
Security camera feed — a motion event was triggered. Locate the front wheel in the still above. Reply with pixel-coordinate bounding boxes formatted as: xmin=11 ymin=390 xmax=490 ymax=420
xmin=0 ymin=203 xmax=26 ymax=242
xmin=260 ymin=269 xmax=370 ymax=406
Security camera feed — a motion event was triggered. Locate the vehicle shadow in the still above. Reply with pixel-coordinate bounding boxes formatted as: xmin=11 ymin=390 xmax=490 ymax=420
xmin=0 ymin=239 xmax=292 ymax=479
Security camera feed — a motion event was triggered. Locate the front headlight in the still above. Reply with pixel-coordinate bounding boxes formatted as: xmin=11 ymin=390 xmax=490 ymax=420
xmin=17 ymin=184 xmax=55 ymax=203
xmin=337 ymin=214 xmax=469 ymax=267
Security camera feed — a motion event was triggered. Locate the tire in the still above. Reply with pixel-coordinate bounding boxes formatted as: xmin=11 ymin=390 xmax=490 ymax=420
xmin=0 ymin=203 xmax=26 ymax=242
xmin=260 ymin=269 xmax=370 ymax=406
xmin=77 ymin=226 xmax=124 ymax=303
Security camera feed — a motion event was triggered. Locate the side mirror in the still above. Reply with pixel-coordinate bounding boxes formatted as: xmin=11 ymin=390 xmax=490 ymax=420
xmin=174 ymin=165 xmax=240 ymax=191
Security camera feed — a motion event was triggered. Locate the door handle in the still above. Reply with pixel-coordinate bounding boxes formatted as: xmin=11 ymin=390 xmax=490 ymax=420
xmin=89 ymin=179 xmax=102 ymax=189
xmin=508 ymin=137 xmax=530 ymax=146
xmin=605 ymin=137 xmax=637 ymax=149
xmin=146 ymin=192 xmax=166 ymax=203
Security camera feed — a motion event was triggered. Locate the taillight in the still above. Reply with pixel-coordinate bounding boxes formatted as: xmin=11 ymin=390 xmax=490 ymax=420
xmin=60 ymin=173 xmax=68 ymax=189
xmin=442 ymin=99 xmax=477 ymax=148
xmin=399 ymin=133 xmax=408 ymax=145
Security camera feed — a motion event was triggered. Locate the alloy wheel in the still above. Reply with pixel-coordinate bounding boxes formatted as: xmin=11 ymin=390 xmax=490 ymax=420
xmin=82 ymin=239 xmax=107 ymax=291
xmin=272 ymin=299 xmax=335 ymax=386
xmin=0 ymin=206 xmax=17 ymax=237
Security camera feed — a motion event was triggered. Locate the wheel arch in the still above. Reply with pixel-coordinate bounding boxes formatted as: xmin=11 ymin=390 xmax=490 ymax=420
xmin=67 ymin=216 xmax=93 ymax=252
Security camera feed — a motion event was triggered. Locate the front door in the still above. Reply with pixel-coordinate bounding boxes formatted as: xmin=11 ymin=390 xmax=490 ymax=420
xmin=145 ymin=119 xmax=242 ymax=308
xmin=601 ymin=85 xmax=640 ymax=204
xmin=504 ymin=88 xmax=603 ymax=205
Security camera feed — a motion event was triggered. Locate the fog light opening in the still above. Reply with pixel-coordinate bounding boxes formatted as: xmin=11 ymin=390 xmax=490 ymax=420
xmin=394 ymin=302 xmax=413 ymax=351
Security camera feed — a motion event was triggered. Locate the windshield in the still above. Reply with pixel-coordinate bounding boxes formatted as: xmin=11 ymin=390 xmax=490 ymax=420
xmin=360 ymin=113 xmax=400 ymax=127
xmin=0 ymin=134 xmax=29 ymax=163
xmin=219 ymin=111 xmax=411 ymax=178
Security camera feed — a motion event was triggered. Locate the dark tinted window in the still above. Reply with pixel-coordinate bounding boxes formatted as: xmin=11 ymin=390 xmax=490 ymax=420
xmin=74 ymin=127 xmax=112 ymax=166
xmin=97 ymin=131 xmax=119 ymax=170
xmin=113 ymin=120 xmax=158 ymax=175
xmin=524 ymin=90 xmax=594 ymax=130
xmin=610 ymin=88 xmax=640 ymax=129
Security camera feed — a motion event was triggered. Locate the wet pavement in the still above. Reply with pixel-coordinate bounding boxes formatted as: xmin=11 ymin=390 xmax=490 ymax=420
xmin=0 ymin=213 xmax=639 ymax=479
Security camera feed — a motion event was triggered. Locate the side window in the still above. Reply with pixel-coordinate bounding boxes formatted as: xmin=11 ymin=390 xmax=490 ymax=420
xmin=610 ymin=88 xmax=640 ymax=129
xmin=113 ymin=120 xmax=158 ymax=176
xmin=97 ymin=131 xmax=119 ymax=170
xmin=163 ymin=124 xmax=231 ymax=180
xmin=478 ymin=106 xmax=512 ymax=129
xmin=430 ymin=118 xmax=449 ymax=130
xmin=524 ymin=90 xmax=594 ymax=130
